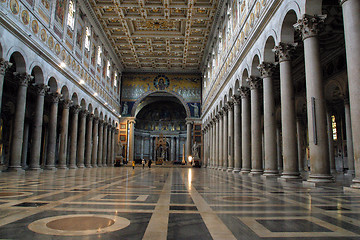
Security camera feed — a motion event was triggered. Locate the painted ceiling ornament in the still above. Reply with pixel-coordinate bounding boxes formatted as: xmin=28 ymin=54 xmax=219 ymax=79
xmin=153 ymin=74 xmax=170 ymax=90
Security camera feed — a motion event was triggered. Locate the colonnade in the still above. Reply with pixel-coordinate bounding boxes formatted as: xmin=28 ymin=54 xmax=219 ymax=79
xmin=0 ymin=69 xmax=118 ymax=171
xmin=203 ymin=10 xmax=360 ymax=188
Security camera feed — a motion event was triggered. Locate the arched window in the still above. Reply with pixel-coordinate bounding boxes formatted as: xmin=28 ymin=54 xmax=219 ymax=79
xmin=97 ymin=46 xmax=102 ymax=66
xmin=107 ymin=61 xmax=111 ymax=78
xmin=114 ymin=72 xmax=118 ymax=87
xmin=85 ymin=27 xmax=91 ymax=51
xmin=67 ymin=0 xmax=75 ymax=30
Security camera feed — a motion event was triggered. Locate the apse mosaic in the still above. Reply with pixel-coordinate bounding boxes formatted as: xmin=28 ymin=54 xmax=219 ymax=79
xmin=121 ymin=73 xmax=202 ymax=118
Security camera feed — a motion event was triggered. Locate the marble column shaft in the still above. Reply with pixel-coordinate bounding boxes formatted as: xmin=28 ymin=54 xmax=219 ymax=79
xmin=45 ymin=93 xmax=61 ymax=170
xmin=97 ymin=121 xmax=104 ymax=167
xmin=259 ymin=63 xmax=278 ymax=176
xmin=218 ymin=111 xmax=223 ymax=170
xmin=248 ymin=77 xmax=263 ymax=175
xmin=297 ymin=117 xmax=305 ymax=172
xmin=216 ymin=115 xmax=220 ymax=168
xmin=276 ymin=125 xmax=283 ymax=171
xmin=69 ymin=105 xmax=80 ymax=169
xmin=58 ymin=99 xmax=72 ymax=169
xmin=91 ymin=118 xmax=99 ymax=167
xmin=345 ymin=100 xmax=355 ymax=174
xmin=107 ymin=126 xmax=112 ymax=166
xmin=340 ymin=0 xmax=360 ymax=188
xmin=227 ymin=103 xmax=234 ymax=172
xmin=102 ymin=123 xmax=108 ymax=166
xmin=295 ymin=16 xmax=332 ymax=182
xmin=21 ymin=123 xmax=29 ymax=168
xmin=0 ymin=60 xmax=12 ymax=115
xmin=9 ymin=73 xmax=32 ymax=170
xmin=223 ymin=107 xmax=228 ymax=171
xmin=240 ymin=87 xmax=251 ymax=173
xmin=186 ymin=121 xmax=192 ymax=159
xmin=128 ymin=119 xmax=136 ymax=163
xmin=77 ymin=110 xmax=87 ymax=168
xmin=274 ymin=43 xmax=300 ymax=179
xmin=29 ymin=84 xmax=48 ymax=170
xmin=85 ymin=114 xmax=93 ymax=167
xmin=232 ymin=95 xmax=241 ymax=173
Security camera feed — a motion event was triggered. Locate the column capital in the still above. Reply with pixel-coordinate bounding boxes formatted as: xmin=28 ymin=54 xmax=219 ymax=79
xmin=222 ymin=105 xmax=229 ymax=113
xmin=239 ymin=86 xmax=250 ymax=98
xmin=129 ymin=119 xmax=136 ymax=125
xmin=33 ymin=83 xmax=50 ymax=96
xmin=0 ymin=58 xmax=13 ymax=75
xmin=14 ymin=72 xmax=33 ymax=86
xmin=87 ymin=113 xmax=94 ymax=120
xmin=247 ymin=76 xmax=262 ymax=90
xmin=186 ymin=120 xmax=193 ymax=125
xmin=294 ymin=15 xmax=326 ymax=40
xmin=273 ymin=42 xmax=297 ymax=62
xmin=71 ymin=105 xmax=81 ymax=114
xmin=231 ymin=94 xmax=241 ymax=105
xmin=215 ymin=114 xmax=220 ymax=121
xmin=61 ymin=99 xmax=73 ymax=109
xmin=80 ymin=110 xmax=88 ymax=118
xmin=93 ymin=116 xmax=99 ymax=123
xmin=227 ymin=101 xmax=234 ymax=111
xmin=257 ymin=62 xmax=277 ymax=78
xmin=49 ymin=92 xmax=62 ymax=103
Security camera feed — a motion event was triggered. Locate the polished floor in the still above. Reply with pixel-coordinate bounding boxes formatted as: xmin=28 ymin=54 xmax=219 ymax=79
xmin=0 ymin=167 xmax=360 ymax=239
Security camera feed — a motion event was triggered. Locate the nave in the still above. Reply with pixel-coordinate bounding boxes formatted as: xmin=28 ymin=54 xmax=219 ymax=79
xmin=0 ymin=167 xmax=360 ymax=239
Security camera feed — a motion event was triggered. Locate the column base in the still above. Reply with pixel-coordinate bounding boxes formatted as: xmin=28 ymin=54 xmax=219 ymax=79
xmin=98 ymin=164 xmax=103 ymax=167
xmin=5 ymin=166 xmax=25 ymax=173
xmin=345 ymin=170 xmax=355 ymax=176
xmin=68 ymin=165 xmax=77 ymax=169
xmin=263 ymin=170 xmax=279 ymax=177
xmin=307 ymin=173 xmax=334 ymax=183
xmin=44 ymin=166 xmax=57 ymax=171
xmin=227 ymin=167 xmax=234 ymax=172
xmin=103 ymin=164 xmax=107 ymax=167
xmin=85 ymin=165 xmax=92 ymax=168
xmin=77 ymin=164 xmax=85 ymax=168
xmin=281 ymin=171 xmax=302 ymax=179
xmin=232 ymin=168 xmax=240 ymax=173
xmin=27 ymin=167 xmax=43 ymax=172
xmin=261 ymin=174 xmax=279 ymax=180
xmin=222 ymin=167 xmax=227 ymax=171
xmin=240 ymin=168 xmax=251 ymax=174
xmin=57 ymin=165 xmax=68 ymax=169
xmin=249 ymin=169 xmax=263 ymax=175
xmin=92 ymin=165 xmax=98 ymax=168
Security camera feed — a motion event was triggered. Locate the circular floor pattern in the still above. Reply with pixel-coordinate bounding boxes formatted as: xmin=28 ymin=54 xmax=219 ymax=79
xmin=28 ymin=214 xmax=130 ymax=236
xmin=215 ymin=196 xmax=265 ymax=203
xmin=117 ymin=185 xmax=156 ymax=189
xmin=0 ymin=192 xmax=33 ymax=198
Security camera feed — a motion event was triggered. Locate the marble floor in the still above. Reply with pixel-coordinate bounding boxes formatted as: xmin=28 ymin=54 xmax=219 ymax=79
xmin=0 ymin=167 xmax=360 ymax=240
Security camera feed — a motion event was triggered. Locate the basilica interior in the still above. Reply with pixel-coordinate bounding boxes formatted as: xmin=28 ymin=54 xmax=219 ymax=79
xmin=0 ymin=0 xmax=360 ymax=239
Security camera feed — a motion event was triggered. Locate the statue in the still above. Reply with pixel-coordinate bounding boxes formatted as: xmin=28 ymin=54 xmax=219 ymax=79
xmin=190 ymin=103 xmax=199 ymax=117
xmin=192 ymin=142 xmax=199 ymax=159
xmin=122 ymin=102 xmax=128 ymax=115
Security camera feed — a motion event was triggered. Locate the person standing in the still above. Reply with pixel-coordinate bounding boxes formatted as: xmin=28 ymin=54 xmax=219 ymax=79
xmin=132 ymin=160 xmax=135 ymax=169
xmin=142 ymin=159 xmax=145 ymax=169
xmin=148 ymin=159 xmax=152 ymax=168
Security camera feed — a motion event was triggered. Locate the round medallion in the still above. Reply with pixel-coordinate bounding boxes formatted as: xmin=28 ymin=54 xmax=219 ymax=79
xmin=28 ymin=214 xmax=130 ymax=236
xmin=32 ymin=20 xmax=39 ymax=34
xmin=48 ymin=36 xmax=54 ymax=49
xmin=21 ymin=10 xmax=29 ymax=25
xmin=10 ymin=0 xmax=19 ymax=15
xmin=40 ymin=29 xmax=47 ymax=42
xmin=55 ymin=44 xmax=60 ymax=55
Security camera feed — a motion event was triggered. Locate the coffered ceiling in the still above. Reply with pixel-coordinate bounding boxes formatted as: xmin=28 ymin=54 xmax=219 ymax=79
xmin=88 ymin=0 xmax=220 ymax=72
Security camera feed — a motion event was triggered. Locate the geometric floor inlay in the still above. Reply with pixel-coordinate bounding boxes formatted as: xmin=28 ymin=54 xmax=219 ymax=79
xmin=239 ymin=216 xmax=359 ymax=238
xmin=28 ymin=214 xmax=130 ymax=236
